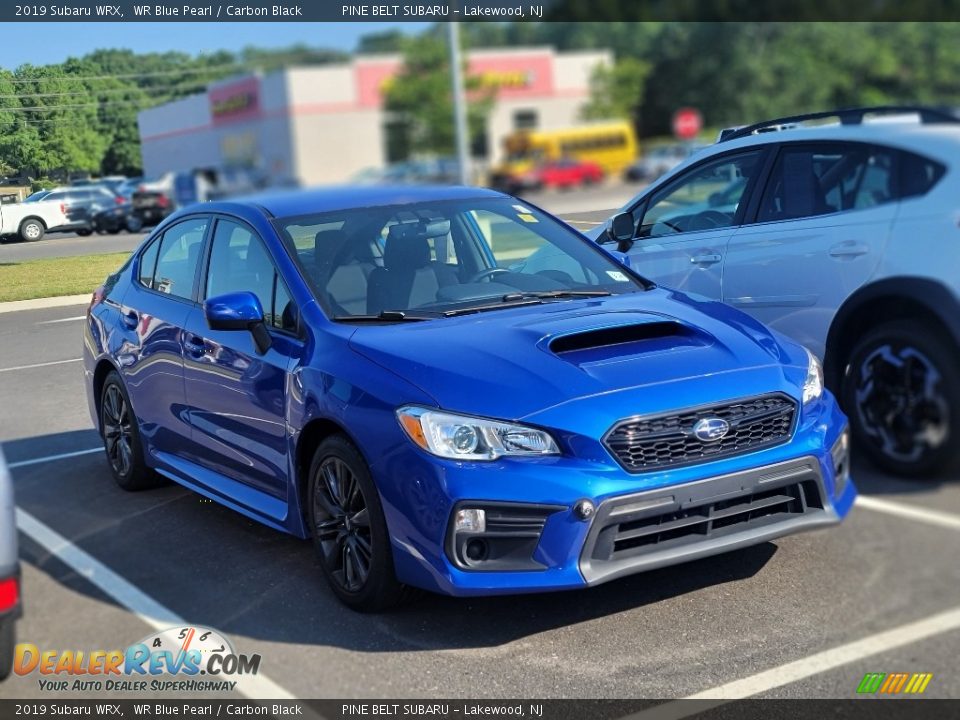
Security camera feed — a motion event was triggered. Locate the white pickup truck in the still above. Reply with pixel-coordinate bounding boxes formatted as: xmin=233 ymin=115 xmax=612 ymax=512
xmin=0 ymin=199 xmax=67 ymax=242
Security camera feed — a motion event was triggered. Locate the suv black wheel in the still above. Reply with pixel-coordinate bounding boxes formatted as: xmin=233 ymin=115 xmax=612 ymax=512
xmin=843 ymin=320 xmax=960 ymax=476
xmin=100 ymin=371 xmax=162 ymax=490
xmin=307 ymin=435 xmax=410 ymax=611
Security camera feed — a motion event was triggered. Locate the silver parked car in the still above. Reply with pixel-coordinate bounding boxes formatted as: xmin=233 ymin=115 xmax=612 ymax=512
xmin=0 ymin=447 xmax=17 ymax=681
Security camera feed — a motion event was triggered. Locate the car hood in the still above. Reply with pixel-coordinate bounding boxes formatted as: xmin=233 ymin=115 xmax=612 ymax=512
xmin=346 ymin=290 xmax=809 ymax=434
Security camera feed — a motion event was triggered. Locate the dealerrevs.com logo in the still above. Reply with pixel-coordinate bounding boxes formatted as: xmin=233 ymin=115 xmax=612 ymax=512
xmin=13 ymin=625 xmax=262 ymax=693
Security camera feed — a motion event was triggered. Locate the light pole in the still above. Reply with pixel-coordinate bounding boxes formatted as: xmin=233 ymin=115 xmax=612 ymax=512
xmin=447 ymin=20 xmax=471 ymax=185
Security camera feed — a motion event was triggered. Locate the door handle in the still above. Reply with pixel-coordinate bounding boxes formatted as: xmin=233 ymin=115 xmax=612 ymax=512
xmin=829 ymin=242 xmax=869 ymax=258
xmin=121 ymin=309 xmax=138 ymax=329
xmin=183 ymin=333 xmax=206 ymax=358
xmin=690 ymin=253 xmax=722 ymax=266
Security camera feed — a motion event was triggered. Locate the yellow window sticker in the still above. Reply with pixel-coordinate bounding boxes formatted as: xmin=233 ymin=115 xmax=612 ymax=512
xmin=517 ymin=213 xmax=538 ymax=223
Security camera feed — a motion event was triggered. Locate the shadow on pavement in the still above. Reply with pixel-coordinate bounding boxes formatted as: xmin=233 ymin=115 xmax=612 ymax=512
xmin=8 ymin=429 xmax=790 ymax=654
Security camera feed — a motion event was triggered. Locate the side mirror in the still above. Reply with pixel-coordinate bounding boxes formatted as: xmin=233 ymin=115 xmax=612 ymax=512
xmin=609 ymin=212 xmax=636 ymax=243
xmin=204 ymin=291 xmax=272 ymax=355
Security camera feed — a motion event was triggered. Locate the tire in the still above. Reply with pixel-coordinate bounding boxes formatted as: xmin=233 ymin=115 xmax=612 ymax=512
xmin=77 ymin=228 xmax=92 ymax=237
xmin=125 ymin=216 xmax=143 ymax=233
xmin=0 ymin=615 xmax=13 ymax=681
xmin=307 ymin=435 xmax=410 ymax=611
xmin=18 ymin=218 xmax=44 ymax=243
xmin=842 ymin=320 xmax=960 ymax=476
xmin=99 ymin=371 xmax=162 ymax=491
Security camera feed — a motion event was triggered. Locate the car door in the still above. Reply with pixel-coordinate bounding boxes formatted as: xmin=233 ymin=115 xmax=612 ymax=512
xmin=623 ymin=148 xmax=768 ymax=300
xmin=722 ymin=142 xmax=897 ymax=357
xmin=117 ymin=216 xmax=209 ymax=457
xmin=181 ymin=217 xmax=303 ymax=503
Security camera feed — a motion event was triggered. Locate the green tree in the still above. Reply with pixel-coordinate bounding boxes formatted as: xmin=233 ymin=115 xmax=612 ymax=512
xmin=582 ymin=56 xmax=651 ymax=125
xmin=383 ymin=34 xmax=494 ymax=158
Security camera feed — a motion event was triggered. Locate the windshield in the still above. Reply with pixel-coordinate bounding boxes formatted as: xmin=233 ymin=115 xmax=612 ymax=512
xmin=275 ymin=197 xmax=646 ymax=320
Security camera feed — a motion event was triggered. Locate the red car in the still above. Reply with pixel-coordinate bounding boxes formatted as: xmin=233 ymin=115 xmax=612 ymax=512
xmin=536 ymin=159 xmax=604 ymax=189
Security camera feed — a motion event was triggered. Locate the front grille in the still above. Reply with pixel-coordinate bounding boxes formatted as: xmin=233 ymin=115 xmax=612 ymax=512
xmin=590 ymin=479 xmax=824 ymax=563
xmin=604 ymin=394 xmax=797 ymax=473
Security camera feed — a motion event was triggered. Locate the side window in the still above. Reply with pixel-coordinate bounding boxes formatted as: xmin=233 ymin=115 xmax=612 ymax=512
xmin=137 ymin=236 xmax=161 ymax=288
xmin=205 ymin=220 xmax=294 ymax=331
xmin=152 ymin=217 xmax=208 ymax=299
xmin=758 ymin=143 xmax=897 ymax=223
xmin=636 ymin=151 xmax=763 ymax=238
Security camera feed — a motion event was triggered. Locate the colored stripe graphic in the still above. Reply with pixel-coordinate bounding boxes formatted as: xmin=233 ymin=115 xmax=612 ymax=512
xmin=858 ymin=672 xmax=932 ymax=694
xmin=857 ymin=673 xmax=886 ymax=693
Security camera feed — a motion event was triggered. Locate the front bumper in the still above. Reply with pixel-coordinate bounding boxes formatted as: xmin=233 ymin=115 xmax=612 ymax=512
xmin=374 ymin=399 xmax=855 ymax=597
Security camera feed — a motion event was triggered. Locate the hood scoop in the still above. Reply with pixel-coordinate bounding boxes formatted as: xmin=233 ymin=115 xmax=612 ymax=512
xmin=548 ymin=321 xmax=707 ymax=364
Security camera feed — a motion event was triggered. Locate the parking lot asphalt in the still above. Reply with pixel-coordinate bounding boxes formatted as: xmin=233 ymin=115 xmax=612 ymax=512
xmin=1 ymin=302 xmax=958 ymax=705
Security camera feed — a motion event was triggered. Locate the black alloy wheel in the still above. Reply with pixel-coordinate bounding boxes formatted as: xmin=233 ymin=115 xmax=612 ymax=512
xmin=99 ymin=371 xmax=162 ymax=490
xmin=313 ymin=455 xmax=373 ymax=592
xmin=307 ymin=435 xmax=410 ymax=611
xmin=843 ymin=320 xmax=960 ymax=476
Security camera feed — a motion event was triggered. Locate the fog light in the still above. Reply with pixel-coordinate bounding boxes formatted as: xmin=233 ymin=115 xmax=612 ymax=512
xmin=574 ymin=499 xmax=596 ymax=521
xmin=454 ymin=508 xmax=486 ymax=533
xmin=465 ymin=538 xmax=488 ymax=562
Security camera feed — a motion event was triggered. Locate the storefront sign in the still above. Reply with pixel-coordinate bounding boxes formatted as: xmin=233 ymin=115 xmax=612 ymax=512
xmin=210 ymin=77 xmax=261 ymax=124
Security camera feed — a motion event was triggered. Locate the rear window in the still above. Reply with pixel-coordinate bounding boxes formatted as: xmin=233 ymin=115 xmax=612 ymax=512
xmin=898 ymin=150 xmax=945 ymax=199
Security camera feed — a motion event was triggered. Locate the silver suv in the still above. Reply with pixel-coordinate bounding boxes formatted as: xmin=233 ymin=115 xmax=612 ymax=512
xmin=593 ymin=106 xmax=960 ymax=476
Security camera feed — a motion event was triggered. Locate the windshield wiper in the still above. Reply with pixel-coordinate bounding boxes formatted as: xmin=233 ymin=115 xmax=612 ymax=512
xmin=500 ymin=290 xmax=613 ymax=302
xmin=442 ymin=290 xmax=614 ymax=318
xmin=333 ymin=311 xmax=433 ymax=322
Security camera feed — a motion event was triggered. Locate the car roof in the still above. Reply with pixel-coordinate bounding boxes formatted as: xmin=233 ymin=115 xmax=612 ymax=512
xmin=205 ymin=184 xmax=509 ymax=218
xmin=710 ymin=119 xmax=960 ymax=155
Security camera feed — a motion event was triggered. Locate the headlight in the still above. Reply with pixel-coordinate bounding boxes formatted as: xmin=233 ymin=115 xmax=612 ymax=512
xmin=396 ymin=406 xmax=560 ymax=461
xmin=803 ymin=348 xmax=824 ymax=404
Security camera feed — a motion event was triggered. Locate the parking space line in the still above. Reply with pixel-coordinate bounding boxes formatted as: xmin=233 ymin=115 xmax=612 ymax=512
xmin=37 ymin=316 xmax=86 ymax=325
xmin=8 ymin=447 xmax=103 ymax=469
xmin=16 ymin=507 xmax=297 ymax=700
xmin=856 ymin=495 xmax=960 ymax=531
xmin=623 ymin=604 xmax=960 ymax=718
xmin=0 ymin=358 xmax=82 ymax=373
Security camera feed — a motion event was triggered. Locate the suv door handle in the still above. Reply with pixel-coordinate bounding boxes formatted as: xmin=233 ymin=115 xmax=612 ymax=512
xmin=690 ymin=253 xmax=722 ymax=266
xmin=829 ymin=242 xmax=869 ymax=258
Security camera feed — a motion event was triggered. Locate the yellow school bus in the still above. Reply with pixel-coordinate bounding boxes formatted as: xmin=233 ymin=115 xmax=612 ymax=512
xmin=495 ymin=121 xmax=638 ymax=180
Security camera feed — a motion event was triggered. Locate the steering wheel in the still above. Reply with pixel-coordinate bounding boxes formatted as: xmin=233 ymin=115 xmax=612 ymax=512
xmin=689 ymin=210 xmax=730 ymax=231
xmin=469 ymin=267 xmax=511 ymax=283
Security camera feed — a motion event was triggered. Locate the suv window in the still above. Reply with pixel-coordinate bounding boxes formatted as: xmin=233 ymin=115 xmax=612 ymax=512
xmin=899 ymin=150 xmax=945 ymax=199
xmin=758 ymin=143 xmax=897 ymax=222
xmin=636 ymin=150 xmax=764 ymax=238
xmin=151 ymin=218 xmax=208 ymax=299
xmin=205 ymin=220 xmax=295 ymax=332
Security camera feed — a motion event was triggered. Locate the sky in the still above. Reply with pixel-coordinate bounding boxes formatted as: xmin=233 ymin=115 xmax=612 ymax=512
xmin=0 ymin=22 xmax=430 ymax=68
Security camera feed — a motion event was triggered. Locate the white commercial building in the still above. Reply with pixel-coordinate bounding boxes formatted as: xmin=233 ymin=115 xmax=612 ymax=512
xmin=137 ymin=47 xmax=611 ymax=186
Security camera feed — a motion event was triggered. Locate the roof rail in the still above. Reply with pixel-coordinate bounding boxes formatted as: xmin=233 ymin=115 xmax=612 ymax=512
xmin=717 ymin=105 xmax=960 ymax=143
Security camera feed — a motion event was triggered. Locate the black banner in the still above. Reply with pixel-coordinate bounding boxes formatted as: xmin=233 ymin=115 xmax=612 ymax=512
xmin=0 ymin=700 xmax=956 ymax=719
xmin=6 ymin=0 xmax=960 ymax=23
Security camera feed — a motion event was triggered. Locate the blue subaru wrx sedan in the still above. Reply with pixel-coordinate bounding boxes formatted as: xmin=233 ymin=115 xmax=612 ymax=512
xmin=83 ymin=186 xmax=855 ymax=610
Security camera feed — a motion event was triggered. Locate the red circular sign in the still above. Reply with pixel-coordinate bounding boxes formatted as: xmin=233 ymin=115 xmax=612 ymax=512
xmin=673 ymin=108 xmax=703 ymax=140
